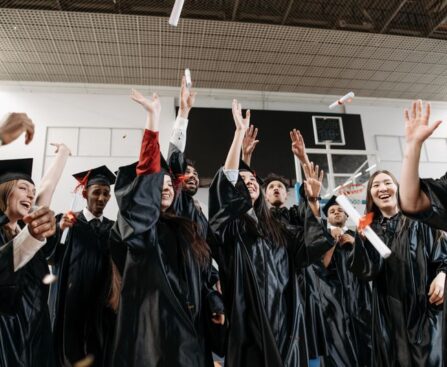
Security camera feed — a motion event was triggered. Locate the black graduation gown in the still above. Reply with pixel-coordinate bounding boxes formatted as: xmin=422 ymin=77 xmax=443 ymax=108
xmin=0 ymin=225 xmax=56 ymax=367
xmin=311 ymin=230 xmax=372 ymax=367
xmin=271 ymin=205 xmax=328 ymax=362
xmin=349 ymin=212 xmax=447 ymax=366
xmin=401 ymin=175 xmax=447 ymax=366
xmin=110 ymin=163 xmax=224 ymax=367
xmin=208 ymin=168 xmax=333 ymax=367
xmin=403 ymin=175 xmax=447 ymax=232
xmin=46 ymin=212 xmax=116 ymax=367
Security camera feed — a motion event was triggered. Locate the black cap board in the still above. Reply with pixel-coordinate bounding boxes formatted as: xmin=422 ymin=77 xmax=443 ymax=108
xmin=73 ymin=165 xmax=116 ymax=187
xmin=323 ymin=195 xmax=340 ymax=217
xmin=239 ymin=159 xmax=264 ymax=185
xmin=0 ymin=158 xmax=34 ymax=185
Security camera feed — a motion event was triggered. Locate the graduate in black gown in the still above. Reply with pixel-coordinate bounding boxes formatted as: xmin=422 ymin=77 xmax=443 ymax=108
xmin=111 ymin=90 xmax=225 ymax=367
xmin=47 ymin=165 xmax=118 ymax=367
xmin=398 ymin=100 xmax=447 ymax=366
xmin=243 ymin=125 xmax=329 ymax=367
xmin=0 ymin=158 xmax=57 ymax=367
xmin=399 ymin=99 xmax=446 ymax=230
xmin=314 ymin=196 xmax=372 ymax=367
xmin=348 ymin=169 xmax=447 ymax=366
xmin=209 ymin=100 xmax=333 ymax=367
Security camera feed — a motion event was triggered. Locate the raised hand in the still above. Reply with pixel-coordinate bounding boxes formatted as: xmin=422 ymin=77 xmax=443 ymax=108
xmin=59 ymin=212 xmax=76 ymax=231
xmin=0 ymin=112 xmax=35 ymax=145
xmin=303 ymin=162 xmax=324 ymax=199
xmin=290 ymin=129 xmax=308 ymax=163
xmin=242 ymin=125 xmax=259 ymax=165
xmin=179 ymin=76 xmax=196 ymax=118
xmin=404 ymin=100 xmax=442 ymax=146
xmin=232 ymin=99 xmax=250 ymax=131
xmin=131 ymin=89 xmax=162 ymax=131
xmin=50 ymin=143 xmax=71 ymax=156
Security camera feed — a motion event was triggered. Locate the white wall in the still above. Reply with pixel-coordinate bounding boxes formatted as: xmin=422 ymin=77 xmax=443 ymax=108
xmin=1 ymin=81 xmax=446 ymax=218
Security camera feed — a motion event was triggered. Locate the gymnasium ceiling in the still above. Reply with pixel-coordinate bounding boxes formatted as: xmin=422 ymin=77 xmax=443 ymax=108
xmin=2 ymin=0 xmax=447 ymax=100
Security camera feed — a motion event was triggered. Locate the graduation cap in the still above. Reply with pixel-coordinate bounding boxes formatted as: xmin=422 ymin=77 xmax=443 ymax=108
xmin=323 ymin=195 xmax=343 ymax=217
xmin=0 ymin=158 xmax=34 ymax=185
xmin=73 ymin=165 xmax=116 ymax=188
xmin=239 ymin=159 xmax=264 ymax=185
xmin=262 ymin=173 xmax=289 ymax=189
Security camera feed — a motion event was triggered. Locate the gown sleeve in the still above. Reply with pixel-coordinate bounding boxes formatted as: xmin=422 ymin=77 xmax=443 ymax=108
xmin=400 ymin=174 xmax=447 ymax=231
xmin=0 ymin=239 xmax=19 ymax=314
xmin=208 ymin=167 xmax=252 ymax=239
xmin=288 ymin=205 xmax=334 ymax=269
xmin=111 ymin=129 xmax=164 ymax=250
xmin=347 ymin=233 xmax=384 ymax=281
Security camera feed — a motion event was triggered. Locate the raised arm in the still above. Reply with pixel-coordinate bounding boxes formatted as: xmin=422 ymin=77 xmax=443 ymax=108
xmin=241 ymin=125 xmax=259 ymax=166
xmin=168 ymin=76 xmax=196 ymax=174
xmin=130 ymin=89 xmax=162 ymax=175
xmin=400 ymin=100 xmax=442 ymax=214
xmin=224 ymin=99 xmax=250 ymax=171
xmin=290 ymin=129 xmax=310 ymax=167
xmin=36 ymin=143 xmax=71 ymax=207
xmin=302 ymin=162 xmax=324 ymax=218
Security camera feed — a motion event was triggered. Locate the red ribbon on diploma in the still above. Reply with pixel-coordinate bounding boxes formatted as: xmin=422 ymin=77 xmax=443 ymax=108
xmin=66 ymin=210 xmax=78 ymax=224
xmin=358 ymin=212 xmax=374 ymax=230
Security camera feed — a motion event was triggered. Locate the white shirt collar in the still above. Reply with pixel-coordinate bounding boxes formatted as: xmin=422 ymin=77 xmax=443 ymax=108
xmin=328 ymin=224 xmax=349 ymax=233
xmin=83 ymin=207 xmax=103 ymax=222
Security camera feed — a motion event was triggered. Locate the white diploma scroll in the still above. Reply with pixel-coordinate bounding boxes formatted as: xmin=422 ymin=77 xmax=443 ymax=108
xmin=336 ymin=195 xmax=392 ymax=258
xmin=168 ymin=0 xmax=185 ymax=27
xmin=185 ymin=68 xmax=192 ymax=89
xmin=329 ymin=91 xmax=355 ymax=110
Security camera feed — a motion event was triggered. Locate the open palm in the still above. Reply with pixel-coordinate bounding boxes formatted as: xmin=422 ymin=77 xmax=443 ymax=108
xmin=404 ymin=100 xmax=442 ymax=145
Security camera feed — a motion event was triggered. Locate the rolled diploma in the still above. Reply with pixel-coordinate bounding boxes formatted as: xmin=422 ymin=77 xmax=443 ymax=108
xmin=168 ymin=0 xmax=185 ymax=27
xmin=60 ymin=192 xmax=81 ymax=244
xmin=185 ymin=68 xmax=192 ymax=89
xmin=336 ymin=195 xmax=392 ymax=258
xmin=329 ymin=91 xmax=355 ymax=109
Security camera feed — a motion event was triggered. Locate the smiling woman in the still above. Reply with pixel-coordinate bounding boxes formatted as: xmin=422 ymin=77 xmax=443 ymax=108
xmin=348 ymin=169 xmax=447 ymax=366
xmin=0 ymin=158 xmax=58 ymax=367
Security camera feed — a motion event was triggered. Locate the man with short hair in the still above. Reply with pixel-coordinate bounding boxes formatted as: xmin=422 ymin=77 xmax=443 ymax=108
xmin=47 ymin=165 xmax=118 ymax=367
xmin=262 ymin=173 xmax=328 ymax=367
xmin=315 ymin=196 xmax=372 ymax=367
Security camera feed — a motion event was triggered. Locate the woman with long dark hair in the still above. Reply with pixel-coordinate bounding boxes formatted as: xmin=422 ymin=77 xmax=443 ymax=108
xmin=111 ymin=90 xmax=225 ymax=367
xmin=349 ymin=169 xmax=447 ymax=366
xmin=208 ymin=100 xmax=333 ymax=367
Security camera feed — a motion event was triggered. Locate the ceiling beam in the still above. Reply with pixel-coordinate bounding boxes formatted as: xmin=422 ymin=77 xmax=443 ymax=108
xmin=380 ymin=0 xmax=408 ymax=33
xmin=427 ymin=3 xmax=447 ymax=36
xmin=232 ymin=0 xmax=240 ymax=21
xmin=281 ymin=0 xmax=295 ymax=25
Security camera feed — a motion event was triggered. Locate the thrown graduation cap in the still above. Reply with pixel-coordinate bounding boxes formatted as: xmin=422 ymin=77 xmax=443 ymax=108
xmin=239 ymin=159 xmax=264 ymax=186
xmin=323 ymin=195 xmax=343 ymax=217
xmin=0 ymin=158 xmax=34 ymax=185
xmin=73 ymin=165 xmax=116 ymax=188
